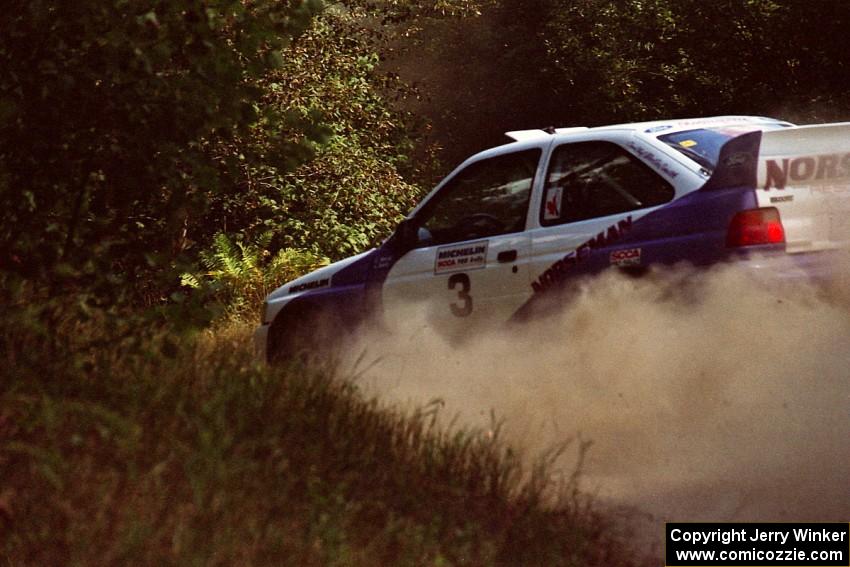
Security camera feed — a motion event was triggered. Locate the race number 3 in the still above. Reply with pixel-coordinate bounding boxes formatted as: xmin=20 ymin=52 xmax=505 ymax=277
xmin=448 ymin=273 xmax=472 ymax=317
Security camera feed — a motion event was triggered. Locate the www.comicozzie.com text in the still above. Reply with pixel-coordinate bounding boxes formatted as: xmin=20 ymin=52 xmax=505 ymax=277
xmin=670 ymin=527 xmax=847 ymax=546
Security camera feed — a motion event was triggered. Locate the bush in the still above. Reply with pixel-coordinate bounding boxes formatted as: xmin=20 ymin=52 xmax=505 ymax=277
xmin=1 ymin=320 xmax=643 ymax=566
xmin=181 ymin=233 xmax=330 ymax=320
xmin=0 ymin=0 xmax=321 ymax=303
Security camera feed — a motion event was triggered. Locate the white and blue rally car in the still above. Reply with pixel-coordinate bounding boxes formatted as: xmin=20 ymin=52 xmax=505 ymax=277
xmin=256 ymin=116 xmax=850 ymax=361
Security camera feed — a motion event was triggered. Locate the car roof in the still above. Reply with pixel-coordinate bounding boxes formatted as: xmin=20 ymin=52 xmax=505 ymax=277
xmin=504 ymin=115 xmax=794 ymax=143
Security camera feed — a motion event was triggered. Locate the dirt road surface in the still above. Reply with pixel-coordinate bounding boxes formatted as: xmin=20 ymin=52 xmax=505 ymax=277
xmin=346 ymin=261 xmax=850 ymax=552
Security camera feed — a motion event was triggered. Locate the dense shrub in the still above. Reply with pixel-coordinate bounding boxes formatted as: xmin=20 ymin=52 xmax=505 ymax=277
xmin=0 ymin=0 xmax=321 ymax=305
xmin=1 ymin=321 xmax=642 ymax=567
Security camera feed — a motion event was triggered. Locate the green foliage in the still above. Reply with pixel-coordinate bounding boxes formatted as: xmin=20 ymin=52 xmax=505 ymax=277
xmin=343 ymin=0 xmax=492 ymax=20
xmin=394 ymin=0 xmax=850 ymax=167
xmin=1 ymin=321 xmax=643 ymax=567
xmin=273 ymin=13 xmax=426 ymax=258
xmin=0 ymin=0 xmax=486 ymax=323
xmin=6 ymin=0 xmax=849 ymax=314
xmin=182 ymin=233 xmax=329 ymax=318
xmin=0 ymin=0 xmax=321 ymax=304
xmin=177 ymin=7 xmax=438 ymax=314
xmin=200 ymin=11 xmax=426 ymax=264
xmin=541 ymin=0 xmax=850 ymax=122
xmin=275 ymin=136 xmax=421 ymax=258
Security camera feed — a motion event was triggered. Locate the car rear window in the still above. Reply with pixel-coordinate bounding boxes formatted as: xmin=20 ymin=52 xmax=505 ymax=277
xmin=541 ymin=141 xmax=674 ymax=225
xmin=659 ymin=124 xmax=790 ymax=172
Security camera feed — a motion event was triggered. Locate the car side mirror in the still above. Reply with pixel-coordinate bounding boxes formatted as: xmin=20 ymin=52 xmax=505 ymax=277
xmin=394 ymin=218 xmax=418 ymax=249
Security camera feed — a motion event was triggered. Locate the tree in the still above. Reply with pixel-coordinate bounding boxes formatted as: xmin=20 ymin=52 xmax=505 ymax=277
xmin=388 ymin=0 xmax=850 ymax=170
xmin=531 ymin=0 xmax=850 ymax=123
xmin=192 ymin=2 xmax=487 ymax=262
xmin=0 ymin=0 xmax=320 ymax=305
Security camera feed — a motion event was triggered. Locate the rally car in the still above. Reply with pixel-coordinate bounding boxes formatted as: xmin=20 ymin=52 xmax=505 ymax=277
xmin=255 ymin=115 xmax=850 ymax=361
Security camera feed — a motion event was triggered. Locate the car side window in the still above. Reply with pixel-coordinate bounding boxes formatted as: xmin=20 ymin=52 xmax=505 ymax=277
xmin=541 ymin=141 xmax=674 ymax=225
xmin=416 ymin=149 xmax=541 ymax=246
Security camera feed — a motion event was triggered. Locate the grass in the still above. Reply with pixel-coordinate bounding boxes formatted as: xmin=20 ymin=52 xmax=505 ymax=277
xmin=0 ymin=315 xmax=644 ymax=566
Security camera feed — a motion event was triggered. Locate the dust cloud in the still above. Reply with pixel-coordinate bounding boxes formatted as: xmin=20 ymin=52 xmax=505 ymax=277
xmin=343 ymin=258 xmax=850 ymax=543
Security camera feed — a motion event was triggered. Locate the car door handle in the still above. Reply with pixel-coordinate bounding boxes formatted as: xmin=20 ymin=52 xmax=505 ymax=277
xmin=497 ymin=250 xmax=518 ymax=263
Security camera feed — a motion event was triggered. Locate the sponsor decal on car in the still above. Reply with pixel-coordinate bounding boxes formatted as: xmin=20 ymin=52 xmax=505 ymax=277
xmin=645 ymin=124 xmax=673 ymax=134
xmin=627 ymin=142 xmax=679 ymax=179
xmin=532 ymin=216 xmax=633 ymax=293
xmin=434 ymin=240 xmax=488 ymax=274
xmin=770 ymin=195 xmax=794 ymax=203
xmin=723 ymin=151 xmax=752 ymax=168
xmin=374 ymin=254 xmax=394 ymax=270
xmin=676 ymin=116 xmax=755 ymax=127
xmin=762 ymin=153 xmax=850 ymax=190
xmin=544 ymin=187 xmax=563 ymax=221
xmin=289 ymin=277 xmax=330 ymax=294
xmin=809 ymin=183 xmax=850 ymax=195
xmin=610 ymin=247 xmax=641 ymax=266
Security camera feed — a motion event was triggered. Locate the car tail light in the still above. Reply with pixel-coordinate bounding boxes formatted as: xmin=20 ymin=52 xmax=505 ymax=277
xmin=726 ymin=207 xmax=785 ymax=247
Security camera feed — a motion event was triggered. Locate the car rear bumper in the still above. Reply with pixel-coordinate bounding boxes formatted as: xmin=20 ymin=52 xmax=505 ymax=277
xmin=736 ymin=248 xmax=850 ymax=285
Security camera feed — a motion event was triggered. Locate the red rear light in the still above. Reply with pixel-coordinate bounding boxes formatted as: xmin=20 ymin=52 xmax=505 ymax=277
xmin=726 ymin=207 xmax=785 ymax=247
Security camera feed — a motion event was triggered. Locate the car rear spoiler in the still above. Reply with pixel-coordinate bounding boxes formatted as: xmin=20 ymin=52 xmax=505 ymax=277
xmin=702 ymin=122 xmax=850 ymax=191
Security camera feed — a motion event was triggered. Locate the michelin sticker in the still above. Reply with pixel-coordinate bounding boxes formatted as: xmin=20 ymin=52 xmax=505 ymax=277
xmin=435 ymin=240 xmax=488 ymax=274
xmin=289 ymin=277 xmax=330 ymax=294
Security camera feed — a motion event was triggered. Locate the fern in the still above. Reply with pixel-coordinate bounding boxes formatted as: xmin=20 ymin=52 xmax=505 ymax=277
xmin=180 ymin=273 xmax=202 ymax=289
xmin=182 ymin=233 xmax=329 ymax=320
xmin=204 ymin=233 xmax=245 ymax=278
